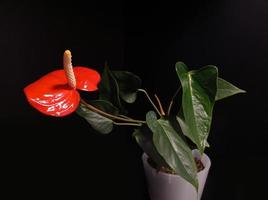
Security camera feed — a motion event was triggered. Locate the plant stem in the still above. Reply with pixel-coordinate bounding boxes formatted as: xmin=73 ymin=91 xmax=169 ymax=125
xmin=113 ymin=122 xmax=142 ymax=126
xmin=154 ymin=94 xmax=165 ymax=116
xmin=80 ymin=99 xmax=146 ymax=124
xmin=138 ymin=89 xmax=162 ymax=116
xmin=167 ymin=86 xmax=181 ymax=116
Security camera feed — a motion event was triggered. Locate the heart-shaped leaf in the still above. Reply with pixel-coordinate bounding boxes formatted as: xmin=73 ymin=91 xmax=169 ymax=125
xmin=98 ymin=65 xmax=123 ymax=112
xmin=90 ymin=100 xmax=119 ymax=115
xmin=76 ymin=103 xmax=114 ymax=134
xmin=113 ymin=71 xmax=141 ymax=103
xmin=216 ymin=78 xmax=246 ymax=101
xmin=133 ymin=125 xmax=169 ymax=169
xmin=176 ymin=62 xmax=218 ymax=153
xmin=146 ymin=111 xmax=198 ymax=191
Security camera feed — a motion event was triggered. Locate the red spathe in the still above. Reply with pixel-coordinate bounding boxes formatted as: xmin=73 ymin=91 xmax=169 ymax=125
xmin=24 ymin=67 xmax=100 ymax=117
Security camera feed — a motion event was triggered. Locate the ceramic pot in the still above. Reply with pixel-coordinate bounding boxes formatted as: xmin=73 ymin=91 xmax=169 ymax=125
xmin=142 ymin=150 xmax=211 ymax=200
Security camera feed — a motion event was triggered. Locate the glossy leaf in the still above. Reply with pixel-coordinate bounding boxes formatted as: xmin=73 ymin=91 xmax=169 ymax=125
xmin=98 ymin=65 xmax=123 ymax=111
xmin=76 ymin=103 xmax=113 ymax=134
xmin=176 ymin=62 xmax=218 ymax=153
xmin=133 ymin=125 xmax=169 ymax=169
xmin=216 ymin=78 xmax=246 ymax=101
xmin=90 ymin=100 xmax=119 ymax=116
xmin=113 ymin=71 xmax=141 ymax=103
xmin=146 ymin=111 xmax=198 ymax=191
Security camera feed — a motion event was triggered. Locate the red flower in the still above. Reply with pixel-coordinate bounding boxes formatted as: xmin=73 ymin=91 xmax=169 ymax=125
xmin=24 ymin=50 xmax=100 ymax=117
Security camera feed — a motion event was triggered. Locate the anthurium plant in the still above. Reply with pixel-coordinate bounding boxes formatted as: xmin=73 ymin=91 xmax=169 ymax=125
xmin=24 ymin=50 xmax=245 ymax=191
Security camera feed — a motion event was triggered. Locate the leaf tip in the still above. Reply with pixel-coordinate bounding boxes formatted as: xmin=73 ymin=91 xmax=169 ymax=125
xmin=193 ymin=178 xmax=199 ymax=193
xmin=175 ymin=61 xmax=188 ymax=71
xmin=240 ymin=89 xmax=247 ymax=93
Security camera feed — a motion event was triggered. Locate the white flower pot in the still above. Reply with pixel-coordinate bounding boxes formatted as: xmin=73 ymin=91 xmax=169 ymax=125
xmin=142 ymin=150 xmax=211 ymax=200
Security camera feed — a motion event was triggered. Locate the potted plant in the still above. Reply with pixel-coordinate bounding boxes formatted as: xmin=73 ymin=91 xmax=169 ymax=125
xmin=24 ymin=50 xmax=245 ymax=200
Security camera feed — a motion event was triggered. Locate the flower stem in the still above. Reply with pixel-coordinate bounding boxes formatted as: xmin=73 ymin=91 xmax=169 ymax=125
xmin=154 ymin=94 xmax=165 ymax=116
xmin=80 ymin=99 xmax=146 ymax=124
xmin=138 ymin=89 xmax=162 ymax=116
xmin=167 ymin=86 xmax=181 ymax=116
xmin=113 ymin=122 xmax=142 ymax=126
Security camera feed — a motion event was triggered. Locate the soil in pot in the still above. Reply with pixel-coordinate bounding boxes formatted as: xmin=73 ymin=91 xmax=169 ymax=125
xmin=148 ymin=156 xmax=204 ymax=175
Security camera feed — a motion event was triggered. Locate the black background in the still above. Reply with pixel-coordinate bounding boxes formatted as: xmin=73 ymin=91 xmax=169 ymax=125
xmin=2 ymin=1 xmax=268 ymax=199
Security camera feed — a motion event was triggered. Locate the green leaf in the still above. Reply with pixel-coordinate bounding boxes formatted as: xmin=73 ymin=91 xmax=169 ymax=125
xmin=90 ymin=100 xmax=119 ymax=115
xmin=113 ymin=71 xmax=142 ymax=103
xmin=133 ymin=125 xmax=169 ymax=169
xmin=98 ymin=65 xmax=123 ymax=111
xmin=76 ymin=103 xmax=113 ymax=134
xmin=176 ymin=62 xmax=218 ymax=153
xmin=146 ymin=111 xmax=198 ymax=191
xmin=216 ymin=78 xmax=246 ymax=101
xmin=176 ymin=110 xmax=210 ymax=148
